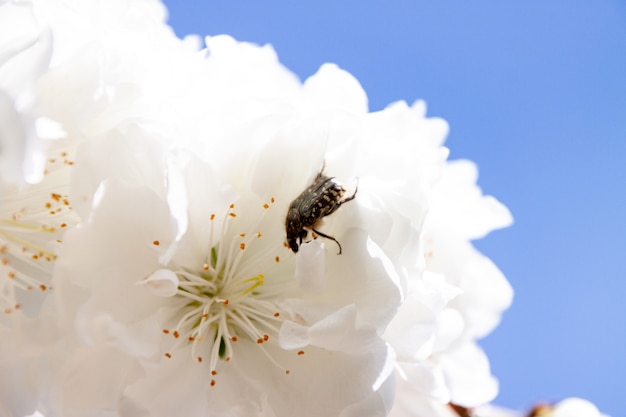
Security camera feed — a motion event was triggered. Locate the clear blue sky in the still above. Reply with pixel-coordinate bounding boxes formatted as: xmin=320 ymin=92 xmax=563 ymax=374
xmin=162 ymin=1 xmax=626 ymax=415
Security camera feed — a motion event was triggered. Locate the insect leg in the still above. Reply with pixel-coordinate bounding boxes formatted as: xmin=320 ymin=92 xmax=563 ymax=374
xmin=311 ymin=228 xmax=343 ymax=255
xmin=339 ymin=178 xmax=359 ymax=205
xmin=298 ymin=228 xmax=308 ymax=245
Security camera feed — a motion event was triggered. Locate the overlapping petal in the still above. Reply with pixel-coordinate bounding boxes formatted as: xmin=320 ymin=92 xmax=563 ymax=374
xmin=0 ymin=2 xmax=528 ymax=417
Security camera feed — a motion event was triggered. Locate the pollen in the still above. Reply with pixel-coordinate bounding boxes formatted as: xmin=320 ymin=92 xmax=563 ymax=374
xmin=0 ymin=189 xmax=70 ymax=312
xmin=156 ymin=199 xmax=288 ymax=381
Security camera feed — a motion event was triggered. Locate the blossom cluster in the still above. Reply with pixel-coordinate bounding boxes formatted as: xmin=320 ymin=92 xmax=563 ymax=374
xmin=0 ymin=1 xmax=605 ymax=417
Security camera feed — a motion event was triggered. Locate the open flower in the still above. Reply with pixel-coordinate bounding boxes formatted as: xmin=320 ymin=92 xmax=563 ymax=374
xmin=0 ymin=0 xmax=74 ymax=321
xmin=38 ymin=30 xmax=448 ymax=415
xmin=1 ymin=0 xmax=200 ymax=320
xmin=51 ymin=132 xmax=404 ymax=415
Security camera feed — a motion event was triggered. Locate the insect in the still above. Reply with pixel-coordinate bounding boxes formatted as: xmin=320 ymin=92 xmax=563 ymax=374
xmin=285 ymin=165 xmax=358 ymax=254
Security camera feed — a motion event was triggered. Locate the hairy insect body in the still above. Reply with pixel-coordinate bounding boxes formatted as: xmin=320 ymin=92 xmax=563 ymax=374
xmin=285 ymin=169 xmax=357 ymax=254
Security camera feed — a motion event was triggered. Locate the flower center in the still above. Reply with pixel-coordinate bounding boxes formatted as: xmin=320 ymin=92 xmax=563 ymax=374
xmin=1 ymin=147 xmax=76 ymax=314
xmin=159 ymin=198 xmax=294 ymax=383
xmin=1 ymin=189 xmax=73 ymax=314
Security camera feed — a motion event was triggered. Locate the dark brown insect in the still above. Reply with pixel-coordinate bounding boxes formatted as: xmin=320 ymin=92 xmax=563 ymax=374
xmin=285 ymin=165 xmax=358 ymax=254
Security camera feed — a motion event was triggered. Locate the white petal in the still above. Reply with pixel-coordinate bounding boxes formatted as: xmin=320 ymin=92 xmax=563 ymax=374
xmin=294 ymin=239 xmax=327 ymax=293
xmin=398 ymin=361 xmax=451 ymax=404
xmin=55 ymin=179 xmax=179 ymax=324
xmin=428 ymin=159 xmax=513 ymax=240
xmin=304 ymin=63 xmax=368 ymax=114
xmin=0 ymin=91 xmax=27 ymax=186
xmin=136 ymin=269 xmax=179 ymax=297
xmin=552 ymin=398 xmax=602 ymax=417
xmin=440 ymin=342 xmax=499 ymax=407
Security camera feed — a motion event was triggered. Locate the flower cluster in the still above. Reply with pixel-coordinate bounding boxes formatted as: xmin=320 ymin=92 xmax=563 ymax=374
xmin=0 ymin=1 xmax=606 ymax=417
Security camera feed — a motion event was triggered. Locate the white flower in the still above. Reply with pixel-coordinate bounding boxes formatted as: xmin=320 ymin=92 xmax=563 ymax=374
xmin=1 ymin=0 xmax=200 ymax=319
xmin=0 ymin=1 xmax=69 ymax=320
xmin=0 ymin=1 xmax=200 ymax=414
xmin=32 ymin=25 xmax=448 ymax=415
xmin=52 ymin=136 xmax=403 ymax=416
xmin=0 ymin=2 xmax=520 ymax=417
xmin=548 ymin=398 xmax=606 ymax=417
xmin=475 ymin=397 xmax=609 ymax=417
xmin=424 ymin=160 xmax=513 ymax=407
xmin=387 ymin=158 xmax=514 ymax=416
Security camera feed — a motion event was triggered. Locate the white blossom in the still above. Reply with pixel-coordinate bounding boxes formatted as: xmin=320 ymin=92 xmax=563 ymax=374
xmin=0 ymin=2 xmax=590 ymax=417
xmin=476 ymin=397 xmax=609 ymax=417
xmin=50 ymin=103 xmax=406 ymax=416
xmin=0 ymin=3 xmax=446 ymax=413
xmin=548 ymin=398 xmax=607 ymax=417
xmin=0 ymin=0 xmax=73 ymax=323
xmin=387 ymin=156 xmax=513 ymax=417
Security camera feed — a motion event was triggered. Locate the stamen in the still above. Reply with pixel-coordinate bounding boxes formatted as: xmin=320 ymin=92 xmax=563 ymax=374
xmin=157 ymin=199 xmax=290 ymax=381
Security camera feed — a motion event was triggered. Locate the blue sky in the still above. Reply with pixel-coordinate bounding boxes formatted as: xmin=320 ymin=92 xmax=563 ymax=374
xmin=162 ymin=1 xmax=626 ymax=415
